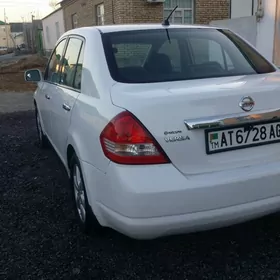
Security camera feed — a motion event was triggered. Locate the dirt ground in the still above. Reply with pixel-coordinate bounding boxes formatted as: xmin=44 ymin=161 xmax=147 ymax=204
xmin=0 ymin=55 xmax=48 ymax=92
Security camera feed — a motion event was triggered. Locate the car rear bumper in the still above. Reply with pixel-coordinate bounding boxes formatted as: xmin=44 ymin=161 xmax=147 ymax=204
xmin=97 ymin=195 xmax=280 ymax=239
xmin=81 ymin=160 xmax=280 ymax=239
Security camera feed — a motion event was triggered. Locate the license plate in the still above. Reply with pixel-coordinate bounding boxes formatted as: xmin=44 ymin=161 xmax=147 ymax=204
xmin=205 ymin=121 xmax=280 ymax=154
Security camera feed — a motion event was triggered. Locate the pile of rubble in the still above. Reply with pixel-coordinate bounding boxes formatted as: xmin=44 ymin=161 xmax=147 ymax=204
xmin=0 ymin=55 xmax=48 ymax=92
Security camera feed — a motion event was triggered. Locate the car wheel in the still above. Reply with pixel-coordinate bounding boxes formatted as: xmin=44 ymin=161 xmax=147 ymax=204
xmin=35 ymin=107 xmax=49 ymax=149
xmin=70 ymin=154 xmax=103 ymax=235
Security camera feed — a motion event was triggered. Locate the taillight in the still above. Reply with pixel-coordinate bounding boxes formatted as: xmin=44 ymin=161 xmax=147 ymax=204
xmin=100 ymin=111 xmax=170 ymax=165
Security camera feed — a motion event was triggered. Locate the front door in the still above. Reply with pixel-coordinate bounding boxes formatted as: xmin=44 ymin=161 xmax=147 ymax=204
xmin=40 ymin=38 xmax=67 ymax=138
xmin=49 ymin=37 xmax=85 ymax=163
xmin=39 ymin=82 xmax=56 ymax=138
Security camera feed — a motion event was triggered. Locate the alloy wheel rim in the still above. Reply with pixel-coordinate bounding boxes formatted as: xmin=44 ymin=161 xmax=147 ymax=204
xmin=73 ymin=164 xmax=86 ymax=223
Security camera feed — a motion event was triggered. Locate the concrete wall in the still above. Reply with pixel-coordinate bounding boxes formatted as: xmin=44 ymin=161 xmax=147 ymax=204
xmin=42 ymin=8 xmax=65 ymax=51
xmin=256 ymin=0 xmax=277 ymax=62
xmin=210 ymin=0 xmax=277 ymax=63
xmin=0 ymin=25 xmax=13 ymax=48
xmin=230 ymin=0 xmax=258 ymax=18
xmin=273 ymin=0 xmax=280 ymax=65
xmin=211 ymin=16 xmax=257 ymax=47
xmin=23 ymin=23 xmax=33 ymax=49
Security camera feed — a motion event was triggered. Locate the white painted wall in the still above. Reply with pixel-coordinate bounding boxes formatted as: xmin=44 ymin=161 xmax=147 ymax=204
xmin=42 ymin=8 xmax=65 ymax=51
xmin=231 ymin=0 xmax=258 ymax=18
xmin=211 ymin=16 xmax=257 ymax=47
xmin=255 ymin=0 xmax=277 ymax=62
xmin=211 ymin=0 xmax=277 ymax=62
xmin=0 ymin=25 xmax=13 ymax=48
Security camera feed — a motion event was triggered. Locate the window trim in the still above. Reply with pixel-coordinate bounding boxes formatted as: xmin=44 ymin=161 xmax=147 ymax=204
xmin=164 ymin=0 xmax=194 ymax=24
xmin=72 ymin=41 xmax=84 ymax=90
xmin=164 ymin=8 xmax=194 ymax=24
xmin=71 ymin=13 xmax=78 ymax=29
xmin=96 ymin=3 xmax=105 ymax=26
xmin=44 ymin=36 xmax=68 ymax=82
xmin=59 ymin=36 xmax=85 ymax=91
xmin=44 ymin=35 xmax=86 ymax=93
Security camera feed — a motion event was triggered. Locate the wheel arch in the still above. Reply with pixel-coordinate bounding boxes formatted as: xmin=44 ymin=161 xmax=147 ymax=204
xmin=67 ymin=144 xmax=76 ymax=169
xmin=66 ymin=134 xmax=83 ymax=171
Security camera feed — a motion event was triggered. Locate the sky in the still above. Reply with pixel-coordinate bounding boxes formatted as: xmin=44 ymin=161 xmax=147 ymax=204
xmin=0 ymin=0 xmax=54 ymax=22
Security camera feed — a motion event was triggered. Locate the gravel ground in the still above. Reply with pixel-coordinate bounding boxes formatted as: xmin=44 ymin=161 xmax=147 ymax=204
xmin=2 ymin=111 xmax=280 ymax=280
xmin=0 ymin=92 xmax=34 ymax=113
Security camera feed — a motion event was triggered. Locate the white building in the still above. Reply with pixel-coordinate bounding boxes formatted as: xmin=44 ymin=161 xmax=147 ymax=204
xmin=230 ymin=0 xmax=259 ymax=19
xmin=42 ymin=7 xmax=65 ymax=54
xmin=211 ymin=0 xmax=280 ymax=65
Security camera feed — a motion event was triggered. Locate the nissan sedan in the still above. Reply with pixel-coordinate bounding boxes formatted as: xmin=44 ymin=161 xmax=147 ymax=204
xmin=25 ymin=24 xmax=280 ymax=239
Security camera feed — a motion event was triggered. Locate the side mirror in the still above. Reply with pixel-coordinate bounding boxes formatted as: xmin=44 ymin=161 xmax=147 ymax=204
xmin=24 ymin=69 xmax=42 ymax=82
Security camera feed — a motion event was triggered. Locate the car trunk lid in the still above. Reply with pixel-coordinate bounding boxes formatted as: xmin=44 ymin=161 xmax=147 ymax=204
xmin=110 ymin=73 xmax=280 ymax=175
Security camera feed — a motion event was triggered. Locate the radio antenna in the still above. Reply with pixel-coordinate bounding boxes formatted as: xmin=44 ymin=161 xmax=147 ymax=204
xmin=162 ymin=5 xmax=178 ymax=26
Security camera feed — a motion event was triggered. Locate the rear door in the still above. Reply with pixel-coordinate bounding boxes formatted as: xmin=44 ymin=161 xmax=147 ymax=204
xmin=49 ymin=36 xmax=84 ymax=162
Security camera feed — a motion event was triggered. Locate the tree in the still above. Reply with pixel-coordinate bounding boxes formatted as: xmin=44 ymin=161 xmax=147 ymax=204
xmin=49 ymin=0 xmax=58 ymax=10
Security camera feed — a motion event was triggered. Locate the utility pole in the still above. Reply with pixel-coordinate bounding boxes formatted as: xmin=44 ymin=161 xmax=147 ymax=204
xmin=4 ymin=8 xmax=8 ymax=49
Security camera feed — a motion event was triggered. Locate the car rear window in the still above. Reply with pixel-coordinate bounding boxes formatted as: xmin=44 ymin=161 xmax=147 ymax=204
xmin=101 ymin=28 xmax=276 ymax=83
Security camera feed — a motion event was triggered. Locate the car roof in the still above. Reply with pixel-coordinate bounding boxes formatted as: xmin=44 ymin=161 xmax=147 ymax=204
xmin=64 ymin=24 xmax=219 ymax=36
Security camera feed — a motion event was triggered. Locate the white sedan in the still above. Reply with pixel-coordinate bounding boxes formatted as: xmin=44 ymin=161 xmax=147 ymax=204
xmin=25 ymin=24 xmax=280 ymax=240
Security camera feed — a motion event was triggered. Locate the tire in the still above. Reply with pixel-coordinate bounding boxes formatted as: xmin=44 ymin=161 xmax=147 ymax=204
xmin=70 ymin=153 xmax=103 ymax=235
xmin=35 ymin=107 xmax=49 ymax=149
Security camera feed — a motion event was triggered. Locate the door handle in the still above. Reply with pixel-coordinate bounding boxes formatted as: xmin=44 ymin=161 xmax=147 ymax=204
xmin=45 ymin=94 xmax=50 ymax=100
xmin=62 ymin=103 xmax=71 ymax=111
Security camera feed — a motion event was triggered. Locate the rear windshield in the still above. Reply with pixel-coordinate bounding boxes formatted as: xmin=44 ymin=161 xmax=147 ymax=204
xmin=101 ymin=28 xmax=276 ymax=83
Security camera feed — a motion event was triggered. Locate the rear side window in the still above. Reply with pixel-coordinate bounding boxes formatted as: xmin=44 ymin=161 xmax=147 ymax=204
xmin=60 ymin=37 xmax=84 ymax=90
xmin=102 ymin=28 xmax=276 ymax=83
xmin=74 ymin=43 xmax=84 ymax=90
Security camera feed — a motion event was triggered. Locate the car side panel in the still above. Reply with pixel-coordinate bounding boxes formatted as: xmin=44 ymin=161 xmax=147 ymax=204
xmin=50 ymin=86 xmax=80 ymax=166
xmin=66 ymin=29 xmax=120 ymax=173
xmin=34 ymin=82 xmax=52 ymax=137
xmin=67 ymin=93 xmax=122 ymax=173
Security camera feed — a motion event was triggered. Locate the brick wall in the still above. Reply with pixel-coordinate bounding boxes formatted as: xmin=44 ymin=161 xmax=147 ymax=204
xmin=61 ymin=0 xmax=104 ymax=31
xmin=195 ymin=0 xmax=230 ymax=24
xmin=60 ymin=0 xmax=229 ymax=30
xmin=61 ymin=0 xmax=163 ymax=28
xmin=104 ymin=0 xmax=113 ymax=24
xmin=113 ymin=0 xmax=163 ymax=24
